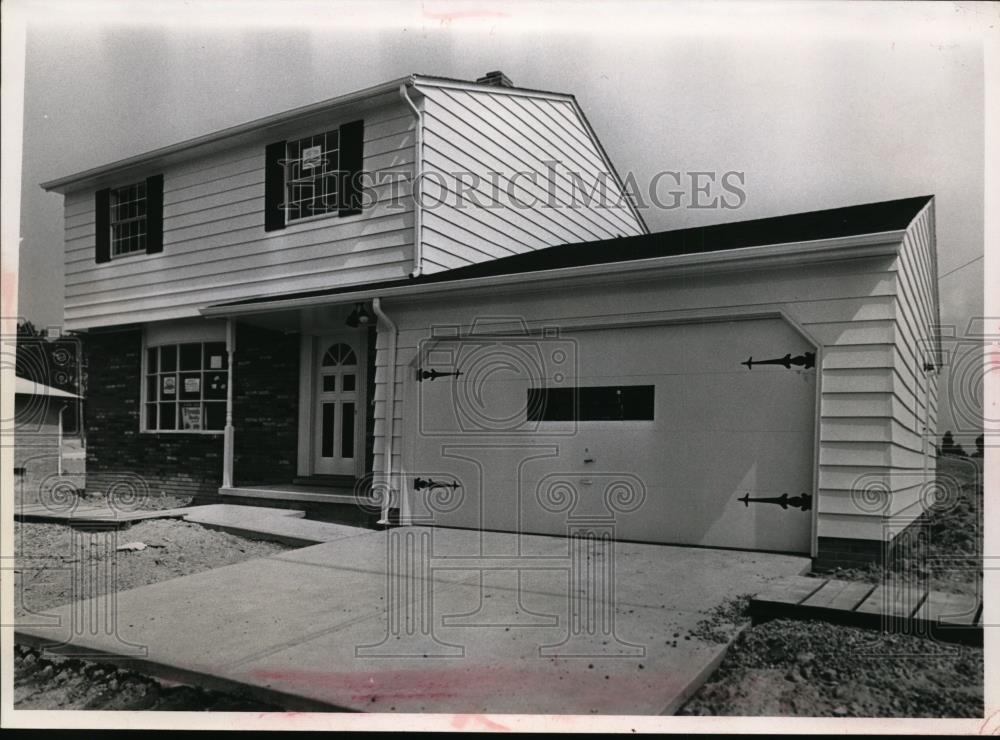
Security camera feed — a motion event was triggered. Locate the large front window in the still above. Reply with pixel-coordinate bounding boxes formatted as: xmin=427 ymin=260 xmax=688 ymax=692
xmin=285 ymin=129 xmax=340 ymax=221
xmin=144 ymin=342 xmax=227 ymax=432
xmin=110 ymin=181 xmax=147 ymax=256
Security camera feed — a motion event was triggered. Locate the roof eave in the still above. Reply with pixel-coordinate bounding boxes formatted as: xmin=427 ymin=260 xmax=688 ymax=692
xmin=39 ymin=76 xmax=414 ymax=194
xmin=200 ymin=229 xmax=906 ymax=319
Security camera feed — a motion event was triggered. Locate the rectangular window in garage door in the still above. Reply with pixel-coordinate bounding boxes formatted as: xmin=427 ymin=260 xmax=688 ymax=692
xmin=526 ymin=385 xmax=654 ymax=422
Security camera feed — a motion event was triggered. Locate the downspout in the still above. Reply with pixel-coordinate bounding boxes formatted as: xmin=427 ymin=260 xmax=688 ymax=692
xmin=223 ymin=318 xmax=235 ymax=489
xmin=399 ymin=81 xmax=423 ymax=278
xmin=371 ymin=297 xmax=397 ymax=525
xmin=57 ymin=403 xmax=66 ymax=476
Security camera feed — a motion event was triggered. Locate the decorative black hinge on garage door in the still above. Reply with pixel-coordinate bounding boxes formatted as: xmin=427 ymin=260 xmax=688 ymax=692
xmin=416 ymin=367 xmax=464 ymax=382
xmin=737 ymin=492 xmax=812 ymax=511
xmin=413 ymin=477 xmax=461 ymax=491
xmin=741 ymin=351 xmax=815 ymax=370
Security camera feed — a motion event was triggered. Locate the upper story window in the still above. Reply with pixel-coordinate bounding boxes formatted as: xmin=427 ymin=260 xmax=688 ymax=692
xmin=110 ymin=181 xmax=147 ymax=256
xmin=94 ymin=174 xmax=163 ymax=264
xmin=285 ymin=130 xmax=340 ymax=222
xmin=264 ymin=119 xmax=364 ymax=232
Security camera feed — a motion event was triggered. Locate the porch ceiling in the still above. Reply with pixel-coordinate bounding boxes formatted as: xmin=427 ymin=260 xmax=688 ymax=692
xmin=233 ymin=303 xmax=362 ymax=335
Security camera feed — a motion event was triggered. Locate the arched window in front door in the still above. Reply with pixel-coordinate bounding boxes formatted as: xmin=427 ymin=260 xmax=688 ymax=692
xmin=322 ymin=342 xmax=357 ymax=367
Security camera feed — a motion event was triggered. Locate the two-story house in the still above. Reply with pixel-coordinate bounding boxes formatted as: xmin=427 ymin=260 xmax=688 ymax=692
xmin=41 ymin=71 xmax=940 ymax=569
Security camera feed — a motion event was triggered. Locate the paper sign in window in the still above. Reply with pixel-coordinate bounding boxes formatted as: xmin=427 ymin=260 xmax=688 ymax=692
xmin=181 ymin=404 xmax=202 ymax=430
xmin=302 ymin=145 xmax=323 ymax=170
xmin=162 ymin=376 xmax=176 ymax=395
xmin=209 ymin=355 xmax=223 ymax=369
xmin=184 ymin=377 xmax=201 ymax=394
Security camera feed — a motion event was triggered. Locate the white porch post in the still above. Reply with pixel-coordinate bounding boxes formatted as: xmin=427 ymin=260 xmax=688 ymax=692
xmin=222 ymin=317 xmax=235 ymax=488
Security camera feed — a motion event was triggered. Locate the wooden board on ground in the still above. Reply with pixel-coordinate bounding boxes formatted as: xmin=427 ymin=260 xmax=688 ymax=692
xmin=753 ymin=576 xmax=827 ymax=607
xmin=855 ymin=583 xmax=926 ymax=618
xmin=800 ymin=579 xmax=875 ymax=612
xmin=750 ymin=574 xmax=982 ymax=645
xmin=914 ymin=589 xmax=980 ymax=627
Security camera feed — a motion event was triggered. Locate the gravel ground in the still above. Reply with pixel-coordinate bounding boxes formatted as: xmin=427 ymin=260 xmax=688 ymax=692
xmin=13 ymin=644 xmax=281 ymax=711
xmin=814 ymin=456 xmax=983 ymax=596
xmin=14 ymin=515 xmax=291 ymax=710
xmin=678 ymin=617 xmax=983 ymax=717
xmin=680 ymin=455 xmax=984 ymax=717
xmin=13 ymin=457 xmax=983 ymax=715
xmin=14 ymin=517 xmax=290 ymax=620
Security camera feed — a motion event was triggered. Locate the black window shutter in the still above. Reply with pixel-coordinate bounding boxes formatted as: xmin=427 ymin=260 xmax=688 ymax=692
xmin=145 ymin=174 xmax=164 ymax=254
xmin=264 ymin=140 xmax=286 ymax=231
xmin=95 ymin=188 xmax=111 ymax=264
xmin=338 ymin=119 xmax=364 ymax=217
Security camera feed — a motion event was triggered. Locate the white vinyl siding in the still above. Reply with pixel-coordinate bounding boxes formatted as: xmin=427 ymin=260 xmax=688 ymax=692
xmin=372 ymin=210 xmax=938 ymax=548
xmin=61 ymin=83 xmax=646 ymax=330
xmin=417 ymin=85 xmax=644 ymax=272
xmin=62 ymin=104 xmax=415 ymax=330
xmin=884 ymin=204 xmax=940 ymax=524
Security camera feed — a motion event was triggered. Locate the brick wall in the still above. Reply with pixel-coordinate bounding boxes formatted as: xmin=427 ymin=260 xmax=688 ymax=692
xmin=814 ymin=519 xmax=929 ymax=571
xmin=84 ymin=328 xmax=223 ymax=501
xmin=82 ymin=324 xmax=300 ymax=502
xmin=233 ymin=325 xmax=299 ymax=485
xmin=814 ymin=537 xmax=885 ymax=571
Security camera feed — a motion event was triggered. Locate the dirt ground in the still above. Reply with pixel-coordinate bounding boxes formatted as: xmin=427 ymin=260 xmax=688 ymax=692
xmin=13 ymin=643 xmax=281 ymax=711
xmin=814 ymin=456 xmax=983 ymax=596
xmin=13 ymin=513 xmax=290 ymax=710
xmin=680 ymin=455 xmax=984 ymax=718
xmin=13 ymin=456 xmax=984 ymax=715
xmin=678 ymin=617 xmax=983 ymax=717
xmin=14 ymin=517 xmax=289 ymax=621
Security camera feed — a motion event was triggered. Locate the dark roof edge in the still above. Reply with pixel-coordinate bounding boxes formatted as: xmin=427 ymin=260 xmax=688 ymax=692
xmin=208 ymin=194 xmax=931 ymax=311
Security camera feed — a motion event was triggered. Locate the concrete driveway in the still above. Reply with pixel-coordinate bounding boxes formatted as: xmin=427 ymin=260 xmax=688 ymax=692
xmin=16 ymin=526 xmax=807 ymax=715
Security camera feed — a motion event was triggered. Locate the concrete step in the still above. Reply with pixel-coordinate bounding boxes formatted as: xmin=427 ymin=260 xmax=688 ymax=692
xmin=291 ymin=475 xmax=357 ymax=489
xmin=220 ymin=486 xmax=362 ymax=505
xmin=182 ymin=505 xmax=373 ymax=546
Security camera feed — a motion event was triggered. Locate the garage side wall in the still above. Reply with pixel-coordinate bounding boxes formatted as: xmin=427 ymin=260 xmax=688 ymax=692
xmin=889 ymin=206 xmax=941 ymax=526
xmin=372 ymin=253 xmax=909 ymax=560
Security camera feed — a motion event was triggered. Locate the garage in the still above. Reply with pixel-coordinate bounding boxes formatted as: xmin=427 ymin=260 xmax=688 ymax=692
xmin=407 ymin=316 xmax=816 ymax=554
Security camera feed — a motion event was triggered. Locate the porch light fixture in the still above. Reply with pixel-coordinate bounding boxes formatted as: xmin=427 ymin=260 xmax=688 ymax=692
xmin=346 ymin=302 xmax=372 ymax=328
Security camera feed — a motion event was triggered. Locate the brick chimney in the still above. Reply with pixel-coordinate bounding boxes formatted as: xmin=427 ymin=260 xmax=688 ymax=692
xmin=476 ymin=71 xmax=513 ymax=88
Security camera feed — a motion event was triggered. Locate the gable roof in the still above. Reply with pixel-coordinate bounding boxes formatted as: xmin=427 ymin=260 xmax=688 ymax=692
xmin=209 ymin=194 xmax=933 ymax=310
xmin=38 ymin=73 xmax=631 ymax=201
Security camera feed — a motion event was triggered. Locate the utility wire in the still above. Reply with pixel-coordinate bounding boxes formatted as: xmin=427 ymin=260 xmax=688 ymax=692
xmin=938 ymin=254 xmax=983 ymax=281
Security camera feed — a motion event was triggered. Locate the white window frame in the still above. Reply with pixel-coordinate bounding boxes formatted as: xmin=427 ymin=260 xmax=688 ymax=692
xmin=109 ymin=180 xmax=148 ymax=259
xmin=284 ymin=128 xmax=341 ymax=224
xmin=140 ymin=326 xmax=228 ymax=435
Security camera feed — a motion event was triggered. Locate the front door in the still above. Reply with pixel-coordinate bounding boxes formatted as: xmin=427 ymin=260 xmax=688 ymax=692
xmin=314 ymin=338 xmax=360 ymax=476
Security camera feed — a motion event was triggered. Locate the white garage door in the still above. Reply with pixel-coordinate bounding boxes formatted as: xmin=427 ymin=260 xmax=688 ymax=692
xmin=407 ymin=318 xmax=815 ymax=553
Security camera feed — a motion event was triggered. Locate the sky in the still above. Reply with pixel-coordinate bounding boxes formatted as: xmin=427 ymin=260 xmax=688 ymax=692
xmin=6 ymin=0 xmax=994 ymax=441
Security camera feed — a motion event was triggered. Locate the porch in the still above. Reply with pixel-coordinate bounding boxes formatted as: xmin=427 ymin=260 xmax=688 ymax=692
xmin=212 ymin=300 xmax=395 ymax=525
xmin=220 ymin=476 xmax=389 ymax=527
